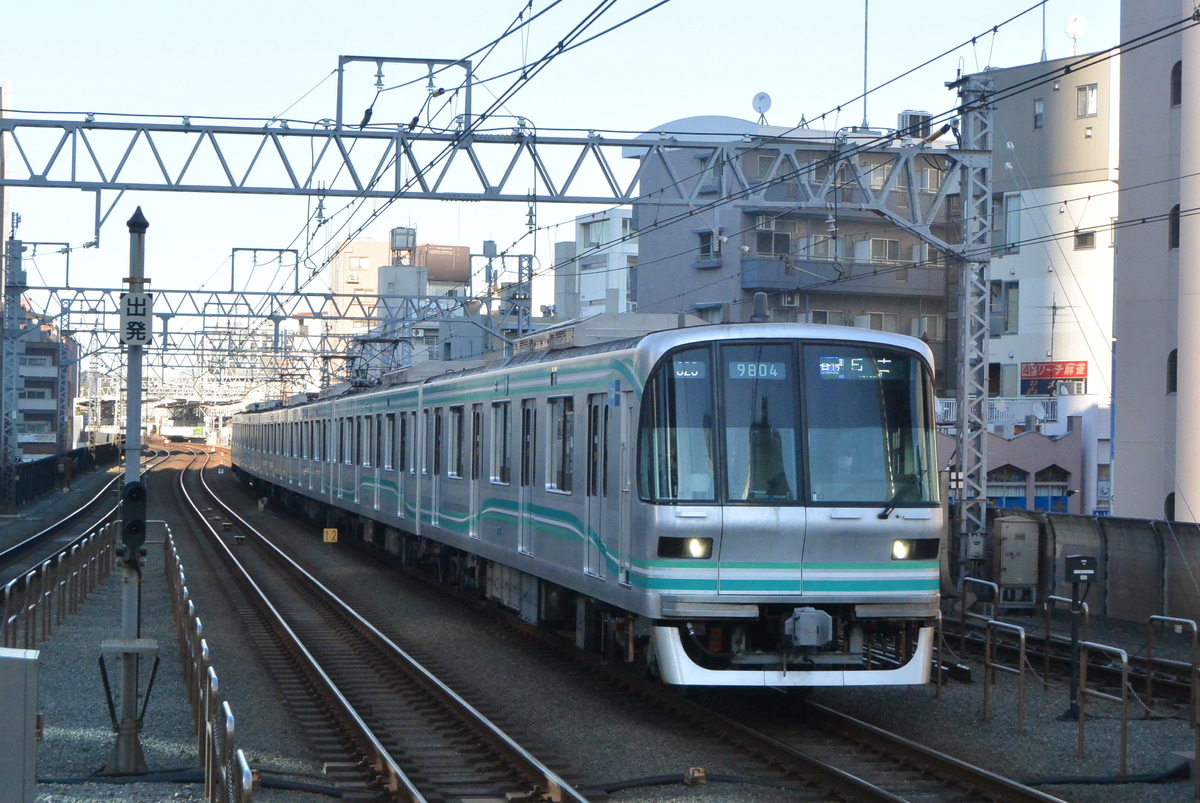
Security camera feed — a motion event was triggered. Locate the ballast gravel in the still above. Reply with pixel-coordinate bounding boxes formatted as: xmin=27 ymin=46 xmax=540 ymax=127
xmin=18 ymin=465 xmax=1200 ymax=802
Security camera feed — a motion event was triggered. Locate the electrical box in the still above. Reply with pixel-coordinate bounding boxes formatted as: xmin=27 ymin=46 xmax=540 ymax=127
xmin=0 ymin=648 xmax=39 ymax=803
xmin=994 ymin=516 xmax=1040 ymax=608
xmin=1065 ymin=554 xmax=1097 ymax=584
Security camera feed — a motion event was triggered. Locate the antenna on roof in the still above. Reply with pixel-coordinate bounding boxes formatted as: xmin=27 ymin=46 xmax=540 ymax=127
xmin=1065 ymin=14 xmax=1088 ymax=57
xmin=861 ymin=0 xmax=870 ymax=129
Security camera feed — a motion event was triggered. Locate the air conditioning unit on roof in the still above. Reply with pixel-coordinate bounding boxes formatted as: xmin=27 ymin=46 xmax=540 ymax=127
xmin=898 ymin=110 xmax=932 ymax=139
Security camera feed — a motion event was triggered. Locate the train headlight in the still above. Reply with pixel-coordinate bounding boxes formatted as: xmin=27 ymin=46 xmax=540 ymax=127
xmin=657 ymin=537 xmax=713 ymax=559
xmin=891 ymin=538 xmax=940 ymax=561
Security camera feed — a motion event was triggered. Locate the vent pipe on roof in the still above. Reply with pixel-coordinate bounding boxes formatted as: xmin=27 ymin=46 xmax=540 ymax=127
xmin=749 ymin=292 xmax=769 ymax=322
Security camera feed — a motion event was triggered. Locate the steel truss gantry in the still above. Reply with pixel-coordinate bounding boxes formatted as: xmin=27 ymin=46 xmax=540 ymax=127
xmin=1 ymin=77 xmax=992 ymax=549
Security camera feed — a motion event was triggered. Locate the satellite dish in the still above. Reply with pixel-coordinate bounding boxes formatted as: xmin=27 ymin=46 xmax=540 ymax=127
xmin=752 ymin=92 xmax=772 ymax=114
xmin=1064 ymin=14 xmax=1088 ymax=40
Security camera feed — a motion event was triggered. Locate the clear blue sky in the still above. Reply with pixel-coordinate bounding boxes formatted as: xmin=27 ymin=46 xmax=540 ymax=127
xmin=2 ymin=0 xmax=1119 ymax=302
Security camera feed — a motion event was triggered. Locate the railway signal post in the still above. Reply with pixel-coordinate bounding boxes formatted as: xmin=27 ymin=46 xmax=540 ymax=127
xmin=105 ymin=207 xmax=156 ymax=774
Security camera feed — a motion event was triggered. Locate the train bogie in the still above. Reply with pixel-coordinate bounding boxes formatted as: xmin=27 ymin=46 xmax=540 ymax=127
xmin=232 ymin=323 xmax=943 ymax=687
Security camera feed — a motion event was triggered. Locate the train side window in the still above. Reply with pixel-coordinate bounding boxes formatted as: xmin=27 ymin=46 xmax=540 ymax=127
xmin=448 ymin=406 xmax=464 ymax=479
xmin=362 ymin=416 xmax=372 ymax=467
xmin=422 ymin=410 xmax=432 ymax=475
xmin=434 ymin=408 xmax=444 ymax=477
xmin=408 ymin=411 xmax=418 ymax=473
xmin=471 ymin=404 xmax=483 ymax=481
xmin=587 ymin=394 xmax=610 ymax=497
xmin=521 ymin=400 xmax=537 ymax=487
xmin=398 ymin=411 xmax=408 ymax=473
xmin=638 ymin=346 xmax=716 ymax=502
xmin=547 ymin=396 xmax=574 ymax=493
xmin=383 ymin=414 xmax=395 ymax=470
xmin=491 ymin=401 xmax=511 ymax=484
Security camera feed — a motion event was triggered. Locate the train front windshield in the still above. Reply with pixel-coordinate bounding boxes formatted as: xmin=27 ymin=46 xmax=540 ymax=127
xmin=638 ymin=340 xmax=938 ymax=506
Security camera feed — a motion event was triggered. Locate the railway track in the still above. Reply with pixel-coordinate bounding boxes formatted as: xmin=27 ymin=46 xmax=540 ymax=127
xmin=196 ymin=475 xmax=1062 ymax=801
xmin=178 ymin=448 xmax=588 ymax=802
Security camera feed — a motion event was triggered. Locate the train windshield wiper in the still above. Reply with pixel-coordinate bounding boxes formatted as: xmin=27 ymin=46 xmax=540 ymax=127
xmin=878 ymin=475 xmax=922 ymax=519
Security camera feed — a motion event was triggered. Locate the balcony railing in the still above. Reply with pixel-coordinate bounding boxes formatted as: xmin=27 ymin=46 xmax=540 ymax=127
xmin=935 ymin=396 xmax=1058 ymax=426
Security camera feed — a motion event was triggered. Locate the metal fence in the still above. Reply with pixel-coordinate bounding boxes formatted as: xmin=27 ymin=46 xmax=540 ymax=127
xmin=165 ymin=529 xmax=254 ymax=803
xmin=1 ymin=522 xmax=116 ymax=649
xmin=11 ymin=443 xmax=121 ymax=507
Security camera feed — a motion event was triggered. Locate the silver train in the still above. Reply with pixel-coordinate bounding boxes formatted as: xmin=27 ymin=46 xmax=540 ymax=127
xmin=231 ymin=322 xmax=943 ymax=687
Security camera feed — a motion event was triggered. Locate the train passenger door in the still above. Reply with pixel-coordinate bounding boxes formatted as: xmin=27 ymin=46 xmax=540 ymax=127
xmin=518 ymin=399 xmax=536 ymax=555
xmin=469 ymin=404 xmax=483 ymax=539
xmin=585 ymin=393 xmax=610 ymax=578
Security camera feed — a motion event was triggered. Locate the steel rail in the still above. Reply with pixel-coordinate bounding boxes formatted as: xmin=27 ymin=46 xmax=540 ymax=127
xmin=183 ymin=451 xmax=587 ymax=802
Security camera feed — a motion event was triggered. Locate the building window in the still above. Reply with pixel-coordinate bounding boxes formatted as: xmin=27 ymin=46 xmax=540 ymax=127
xmin=580 ymin=257 xmax=606 ymax=272
xmin=989 ymin=280 xmax=1019 ymax=336
xmin=1166 ymin=492 xmax=1177 ymax=521
xmin=1076 ymin=83 xmax=1098 ymax=118
xmin=1034 ymin=465 xmax=1071 ymax=513
xmin=914 ymin=314 xmax=941 ymax=340
xmin=810 ymin=309 xmax=845 ymax=326
xmin=1168 ymin=348 xmax=1178 ymax=394
xmin=870 ymin=238 xmax=900 ymax=263
xmin=988 ymin=464 xmax=1028 ymax=510
xmin=1074 ymin=229 xmax=1096 ymax=250
xmin=752 ymin=217 xmax=795 ymax=257
xmin=1033 ymin=98 xmax=1044 ymax=129
xmin=1171 ymin=60 xmax=1183 ymax=108
xmin=697 ymin=231 xmax=719 ymax=261
xmin=865 ymin=312 xmax=899 ymax=332
xmin=1004 ymin=193 xmax=1021 ymax=253
xmin=698 ymin=153 xmax=723 ymax=193
xmin=582 ymin=220 xmax=606 ymax=248
xmin=806 ymin=235 xmax=838 ymax=260
xmin=1169 ymin=204 xmax=1181 ymax=250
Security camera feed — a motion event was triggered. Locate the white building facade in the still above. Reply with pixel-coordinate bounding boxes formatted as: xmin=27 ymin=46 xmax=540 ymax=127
xmin=1112 ymin=0 xmax=1197 ymax=521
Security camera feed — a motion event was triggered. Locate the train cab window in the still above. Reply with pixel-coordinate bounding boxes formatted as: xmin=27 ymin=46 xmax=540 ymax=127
xmin=721 ymin=343 xmax=798 ymax=502
xmin=638 ymin=346 xmax=716 ymax=502
xmin=491 ymin=401 xmax=512 ymax=484
xmin=803 ymin=345 xmax=938 ymax=506
xmin=547 ymin=397 xmax=574 ymax=493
